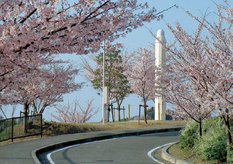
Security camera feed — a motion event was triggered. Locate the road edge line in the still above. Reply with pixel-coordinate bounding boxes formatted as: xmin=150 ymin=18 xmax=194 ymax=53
xmin=147 ymin=141 xmax=177 ymax=164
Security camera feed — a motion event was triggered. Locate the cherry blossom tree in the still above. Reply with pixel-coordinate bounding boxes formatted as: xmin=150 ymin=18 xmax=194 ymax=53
xmin=195 ymin=2 xmax=232 ymax=154
xmin=0 ymin=53 xmax=46 ymax=104
xmin=125 ymin=47 xmax=155 ymax=124
xmin=155 ymin=0 xmax=232 ymax=157
xmin=0 ymin=0 xmax=169 ymax=99
xmin=3 ymin=56 xmax=81 ymax=132
xmin=51 ymin=99 xmax=98 ymax=123
xmin=31 ymin=64 xmax=82 ymax=115
xmin=166 ymin=109 xmax=185 ymax=120
xmin=16 ymin=61 xmax=81 ymax=116
xmin=152 ymin=20 xmax=214 ymax=136
xmin=0 ymin=0 xmax=178 ymax=134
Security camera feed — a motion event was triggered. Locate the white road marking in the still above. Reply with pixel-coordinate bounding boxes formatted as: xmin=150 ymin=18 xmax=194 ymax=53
xmin=47 ymin=144 xmax=80 ymax=164
xmin=47 ymin=135 xmax=177 ymax=164
xmin=46 ymin=138 xmax=118 ymax=164
xmin=147 ymin=141 xmax=177 ymax=164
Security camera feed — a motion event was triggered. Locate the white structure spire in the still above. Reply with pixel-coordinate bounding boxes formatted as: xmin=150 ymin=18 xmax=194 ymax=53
xmin=155 ymin=29 xmax=166 ymax=120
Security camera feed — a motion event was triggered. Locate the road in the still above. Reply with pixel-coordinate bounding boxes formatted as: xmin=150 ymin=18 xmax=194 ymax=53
xmin=47 ymin=131 xmax=180 ymax=164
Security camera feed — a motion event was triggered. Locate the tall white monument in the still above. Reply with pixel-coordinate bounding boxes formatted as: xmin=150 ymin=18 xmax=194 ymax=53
xmin=155 ymin=29 xmax=166 ymax=120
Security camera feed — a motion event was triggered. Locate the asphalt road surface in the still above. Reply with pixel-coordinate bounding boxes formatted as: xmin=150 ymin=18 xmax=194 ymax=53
xmin=46 ymin=131 xmax=180 ymax=164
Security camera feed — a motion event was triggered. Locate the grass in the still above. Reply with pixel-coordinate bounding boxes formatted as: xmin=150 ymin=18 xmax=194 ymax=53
xmin=0 ymin=122 xmax=41 ymax=140
xmin=0 ymin=123 xmax=23 ymax=140
xmin=168 ymin=142 xmax=225 ymax=164
xmin=43 ymin=120 xmax=186 ymax=136
xmin=0 ymin=128 xmax=11 ymax=140
xmin=0 ymin=120 xmax=185 ymax=145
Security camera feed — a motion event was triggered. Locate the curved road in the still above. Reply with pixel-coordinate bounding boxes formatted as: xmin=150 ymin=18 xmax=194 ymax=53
xmin=48 ymin=131 xmax=180 ymax=164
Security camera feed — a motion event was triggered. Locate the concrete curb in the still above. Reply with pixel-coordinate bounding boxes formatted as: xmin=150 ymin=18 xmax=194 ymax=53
xmin=32 ymin=126 xmax=184 ymax=164
xmin=161 ymin=142 xmax=193 ymax=164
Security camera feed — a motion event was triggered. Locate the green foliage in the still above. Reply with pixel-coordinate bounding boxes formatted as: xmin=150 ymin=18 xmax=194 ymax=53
xmin=202 ymin=116 xmax=223 ymax=134
xmin=227 ymin=145 xmax=233 ymax=164
xmin=180 ymin=117 xmax=233 ymax=163
xmin=146 ymin=107 xmax=154 ymax=120
xmin=180 ymin=117 xmax=233 ymax=162
xmin=0 ymin=120 xmax=12 ymax=140
xmin=92 ymin=50 xmax=123 ymax=90
xmin=179 ymin=120 xmax=198 ymax=150
xmin=194 ymin=119 xmax=227 ymax=162
xmin=0 ymin=128 xmax=10 ymax=140
xmin=91 ymin=49 xmax=131 ymax=104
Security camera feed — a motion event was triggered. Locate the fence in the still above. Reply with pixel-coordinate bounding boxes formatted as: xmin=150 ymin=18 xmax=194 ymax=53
xmin=0 ymin=114 xmax=42 ymax=142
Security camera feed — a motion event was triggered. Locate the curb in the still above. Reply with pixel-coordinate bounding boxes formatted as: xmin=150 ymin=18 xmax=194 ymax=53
xmin=161 ymin=142 xmax=193 ymax=164
xmin=32 ymin=126 xmax=184 ymax=164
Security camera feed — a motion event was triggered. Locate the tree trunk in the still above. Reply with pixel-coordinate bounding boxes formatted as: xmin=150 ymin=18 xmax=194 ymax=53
xmin=32 ymin=101 xmax=38 ymax=115
xmin=23 ymin=101 xmax=30 ymax=134
xmin=199 ymin=119 xmax=202 ymax=137
xmin=39 ymin=105 xmax=47 ymax=114
xmin=117 ymin=104 xmax=121 ymax=121
xmin=143 ymin=98 xmax=148 ymax=124
xmin=222 ymin=108 xmax=232 ymax=162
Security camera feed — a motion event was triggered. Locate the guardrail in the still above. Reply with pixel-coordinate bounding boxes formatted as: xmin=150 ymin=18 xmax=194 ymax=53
xmin=0 ymin=114 xmax=42 ymax=142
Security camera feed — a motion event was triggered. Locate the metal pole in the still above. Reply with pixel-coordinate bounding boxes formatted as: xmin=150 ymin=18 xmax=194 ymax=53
xmin=123 ymin=107 xmax=125 ymax=121
xmin=158 ymin=103 xmax=160 ymax=120
xmin=40 ymin=114 xmax=43 ymax=138
xmin=102 ymin=41 xmax=105 ymax=124
xmin=11 ymin=117 xmax=13 ymax=142
xmin=128 ymin=104 xmax=130 ymax=121
xmin=138 ymin=105 xmax=141 ymax=125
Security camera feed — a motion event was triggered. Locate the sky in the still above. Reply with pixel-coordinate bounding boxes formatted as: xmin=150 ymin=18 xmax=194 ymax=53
xmin=3 ymin=0 xmax=228 ymax=122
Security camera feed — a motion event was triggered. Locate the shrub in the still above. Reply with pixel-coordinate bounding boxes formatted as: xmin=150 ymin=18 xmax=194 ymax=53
xmin=227 ymin=145 xmax=233 ymax=164
xmin=202 ymin=117 xmax=222 ymax=134
xmin=195 ymin=118 xmax=227 ymax=162
xmin=179 ymin=120 xmax=198 ymax=150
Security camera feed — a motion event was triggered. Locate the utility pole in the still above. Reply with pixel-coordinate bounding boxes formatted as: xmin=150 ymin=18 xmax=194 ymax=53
xmin=128 ymin=104 xmax=130 ymax=121
xmin=102 ymin=41 xmax=106 ymax=124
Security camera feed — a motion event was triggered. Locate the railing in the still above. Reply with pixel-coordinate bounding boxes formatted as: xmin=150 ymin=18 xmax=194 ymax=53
xmin=0 ymin=114 xmax=42 ymax=142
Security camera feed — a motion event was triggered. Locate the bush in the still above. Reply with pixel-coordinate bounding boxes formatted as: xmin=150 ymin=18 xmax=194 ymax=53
xmin=180 ymin=117 xmax=233 ymax=162
xmin=202 ymin=117 xmax=222 ymax=134
xmin=146 ymin=107 xmax=154 ymax=120
xmin=227 ymin=145 xmax=233 ymax=164
xmin=195 ymin=118 xmax=227 ymax=162
xmin=179 ymin=120 xmax=198 ymax=150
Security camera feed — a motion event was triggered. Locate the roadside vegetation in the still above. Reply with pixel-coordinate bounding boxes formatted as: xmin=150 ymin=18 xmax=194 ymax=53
xmin=169 ymin=117 xmax=233 ymax=163
xmin=153 ymin=1 xmax=232 ymax=163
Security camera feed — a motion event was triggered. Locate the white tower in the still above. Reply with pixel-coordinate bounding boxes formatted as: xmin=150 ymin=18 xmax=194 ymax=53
xmin=155 ymin=29 xmax=166 ymax=120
